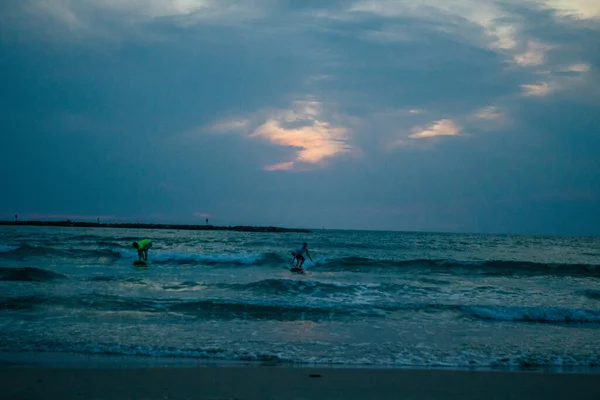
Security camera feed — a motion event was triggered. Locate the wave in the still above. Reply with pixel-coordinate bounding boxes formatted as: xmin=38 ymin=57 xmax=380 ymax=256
xmin=162 ymin=281 xmax=202 ymax=290
xmin=88 ymin=276 xmax=146 ymax=285
xmin=4 ymin=243 xmax=596 ymax=278
xmin=88 ymin=276 xmax=119 ymax=282
xmin=0 ymin=267 xmax=66 ymax=282
xmin=75 ymin=276 xmax=440 ymax=302
xmin=0 ymin=245 xmax=121 ymax=260
xmin=167 ymin=298 xmax=377 ymax=321
xmin=0 ymin=342 xmax=288 ymax=364
xmin=235 ymin=278 xmax=370 ymax=295
xmin=67 ymin=235 xmax=143 ymax=242
xmin=2 ymin=341 xmax=599 ymax=370
xmin=419 ymin=277 xmax=452 ymax=285
xmin=155 ymin=278 xmax=440 ymax=298
xmin=0 ymin=294 xmax=168 ymax=314
xmin=580 ymin=290 xmax=600 ymax=301
xmin=357 ymin=302 xmax=600 ymax=325
xmin=0 ymin=245 xmax=18 ymax=253
xmin=0 ymin=296 xmax=43 ymax=311
xmin=317 ymin=241 xmax=395 ymax=251
xmin=3 ymin=285 xmax=599 ymax=326
xmin=229 ymin=279 xmax=441 ymax=298
xmin=119 ymin=250 xmax=285 ymax=266
xmin=463 ymin=305 xmax=600 ymax=324
xmin=0 ymin=294 xmax=376 ymax=321
xmin=0 ymin=244 xmax=283 ymax=267
xmin=92 ymin=241 xmax=131 ymax=249
xmin=321 ymin=257 xmax=600 ymax=277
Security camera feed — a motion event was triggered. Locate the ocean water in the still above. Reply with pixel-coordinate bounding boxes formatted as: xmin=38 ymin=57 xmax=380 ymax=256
xmin=1 ymin=226 xmax=600 ymax=371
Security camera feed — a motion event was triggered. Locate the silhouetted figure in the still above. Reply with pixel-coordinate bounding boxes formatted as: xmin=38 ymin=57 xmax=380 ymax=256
xmin=97 ymin=217 xmax=100 ymax=224
xmin=206 ymin=218 xmax=209 ymax=225
xmin=14 ymin=214 xmax=18 ymax=224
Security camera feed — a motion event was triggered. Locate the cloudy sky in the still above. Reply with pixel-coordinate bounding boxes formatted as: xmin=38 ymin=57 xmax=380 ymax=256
xmin=1 ymin=0 xmax=599 ymax=235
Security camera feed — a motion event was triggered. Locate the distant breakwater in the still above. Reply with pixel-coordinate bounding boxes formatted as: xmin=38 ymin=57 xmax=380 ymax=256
xmin=0 ymin=220 xmax=311 ymax=233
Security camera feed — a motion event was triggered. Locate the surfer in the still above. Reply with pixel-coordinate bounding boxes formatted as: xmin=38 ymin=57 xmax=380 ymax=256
xmin=132 ymin=239 xmax=152 ymax=262
xmin=291 ymin=242 xmax=313 ymax=269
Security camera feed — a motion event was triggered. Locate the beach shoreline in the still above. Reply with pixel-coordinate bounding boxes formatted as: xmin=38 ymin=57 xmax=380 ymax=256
xmin=2 ymin=351 xmax=600 ymax=374
xmin=0 ymin=220 xmax=311 ymax=233
xmin=2 ymin=356 xmax=599 ymax=400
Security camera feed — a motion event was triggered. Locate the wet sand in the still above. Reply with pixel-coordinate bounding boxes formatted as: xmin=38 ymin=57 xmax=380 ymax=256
xmin=1 ymin=365 xmax=598 ymax=400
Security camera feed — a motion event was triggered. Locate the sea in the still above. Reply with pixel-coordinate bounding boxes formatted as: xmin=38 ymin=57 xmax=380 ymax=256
xmin=1 ymin=225 xmax=600 ymax=371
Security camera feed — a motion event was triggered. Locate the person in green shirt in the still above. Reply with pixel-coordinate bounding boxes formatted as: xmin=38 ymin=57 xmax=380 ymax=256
xmin=132 ymin=239 xmax=152 ymax=261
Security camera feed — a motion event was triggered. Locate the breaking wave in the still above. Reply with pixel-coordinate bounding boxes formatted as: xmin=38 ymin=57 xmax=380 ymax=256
xmin=463 ymin=305 xmax=600 ymax=324
xmin=119 ymin=250 xmax=284 ymax=266
xmin=2 ymin=243 xmax=597 ymax=278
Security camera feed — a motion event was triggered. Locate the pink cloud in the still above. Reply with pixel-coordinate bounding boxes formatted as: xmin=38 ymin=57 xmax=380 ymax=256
xmin=244 ymin=100 xmax=353 ymax=171
xmin=521 ymin=82 xmax=551 ymax=97
xmin=409 ymin=119 xmax=460 ymax=139
xmin=264 ymin=161 xmax=295 ymax=171
xmin=193 ymin=212 xmax=212 ymax=218
xmin=251 ymin=118 xmax=351 ymax=166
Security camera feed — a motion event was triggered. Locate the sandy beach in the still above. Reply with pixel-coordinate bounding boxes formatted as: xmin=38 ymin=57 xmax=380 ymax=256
xmin=1 ymin=364 xmax=599 ymax=400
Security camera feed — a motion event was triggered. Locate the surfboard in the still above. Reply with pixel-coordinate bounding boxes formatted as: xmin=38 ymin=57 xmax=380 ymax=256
xmin=133 ymin=260 xmax=148 ymax=266
xmin=290 ymin=267 xmax=305 ymax=274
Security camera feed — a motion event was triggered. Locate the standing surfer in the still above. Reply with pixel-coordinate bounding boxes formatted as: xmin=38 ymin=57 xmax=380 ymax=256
xmin=133 ymin=239 xmax=152 ymax=262
xmin=291 ymin=242 xmax=313 ymax=270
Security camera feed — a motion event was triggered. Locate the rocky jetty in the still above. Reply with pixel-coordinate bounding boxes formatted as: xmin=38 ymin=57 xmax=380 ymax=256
xmin=0 ymin=220 xmax=311 ymax=233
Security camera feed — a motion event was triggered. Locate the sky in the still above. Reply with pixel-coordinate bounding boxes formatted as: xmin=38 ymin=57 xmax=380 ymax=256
xmin=1 ymin=0 xmax=599 ymax=235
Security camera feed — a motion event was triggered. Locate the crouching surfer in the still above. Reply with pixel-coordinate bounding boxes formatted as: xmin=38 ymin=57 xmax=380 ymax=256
xmin=132 ymin=239 xmax=152 ymax=262
xmin=291 ymin=242 xmax=313 ymax=271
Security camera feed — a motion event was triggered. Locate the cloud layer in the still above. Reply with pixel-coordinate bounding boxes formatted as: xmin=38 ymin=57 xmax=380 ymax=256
xmin=1 ymin=0 xmax=599 ymax=234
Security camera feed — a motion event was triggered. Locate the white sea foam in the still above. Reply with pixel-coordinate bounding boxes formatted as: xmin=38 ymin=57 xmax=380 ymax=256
xmin=3 ymin=342 xmax=600 ymax=371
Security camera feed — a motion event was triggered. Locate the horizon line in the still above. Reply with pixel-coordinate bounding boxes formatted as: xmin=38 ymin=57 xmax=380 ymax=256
xmin=0 ymin=219 xmax=597 ymax=239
